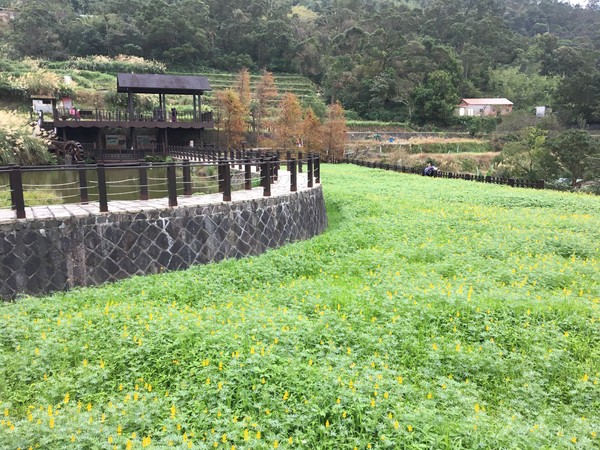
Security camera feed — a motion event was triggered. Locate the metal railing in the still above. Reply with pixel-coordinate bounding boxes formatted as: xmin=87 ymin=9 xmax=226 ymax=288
xmin=1 ymin=151 xmax=321 ymax=220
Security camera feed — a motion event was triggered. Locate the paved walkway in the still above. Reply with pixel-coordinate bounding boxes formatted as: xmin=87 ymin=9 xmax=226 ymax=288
xmin=0 ymin=170 xmax=313 ymax=224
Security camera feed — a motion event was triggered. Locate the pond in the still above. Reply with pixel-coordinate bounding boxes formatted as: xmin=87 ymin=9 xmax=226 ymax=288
xmin=0 ymin=165 xmax=224 ymax=207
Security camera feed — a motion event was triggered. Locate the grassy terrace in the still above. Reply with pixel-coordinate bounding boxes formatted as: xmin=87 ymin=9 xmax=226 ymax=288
xmin=1 ymin=165 xmax=599 ymax=449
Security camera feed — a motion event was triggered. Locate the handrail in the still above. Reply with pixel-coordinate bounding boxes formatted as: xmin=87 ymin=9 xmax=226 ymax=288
xmin=1 ymin=151 xmax=321 ymax=220
xmin=53 ymin=108 xmax=213 ymax=124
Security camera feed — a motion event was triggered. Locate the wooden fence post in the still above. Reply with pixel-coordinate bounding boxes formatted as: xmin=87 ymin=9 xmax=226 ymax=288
xmin=138 ymin=159 xmax=149 ymax=201
xmin=223 ymin=159 xmax=231 ymax=202
xmin=262 ymin=158 xmax=271 ymax=197
xmin=307 ymin=153 xmax=314 ymax=188
xmin=290 ymin=158 xmax=297 ymax=192
xmin=9 ymin=164 xmax=26 ymax=219
xmin=97 ymin=164 xmax=108 ymax=212
xmin=167 ymin=161 xmax=178 ymax=207
xmin=244 ymin=159 xmax=252 ymax=190
xmin=182 ymin=160 xmax=192 ymax=196
xmin=78 ymin=163 xmax=89 ymax=204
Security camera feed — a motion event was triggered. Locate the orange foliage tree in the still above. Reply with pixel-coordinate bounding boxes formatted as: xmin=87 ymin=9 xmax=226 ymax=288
xmin=302 ymin=107 xmax=324 ymax=156
xmin=215 ymin=89 xmax=248 ymax=148
xmin=274 ymin=92 xmax=303 ymax=150
xmin=254 ymin=69 xmax=278 ymax=136
xmin=235 ymin=67 xmax=252 ymax=112
xmin=322 ymin=102 xmax=347 ymax=161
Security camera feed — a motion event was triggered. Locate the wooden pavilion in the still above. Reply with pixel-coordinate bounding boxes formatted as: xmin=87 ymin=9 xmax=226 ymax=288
xmin=51 ymin=73 xmax=214 ymax=158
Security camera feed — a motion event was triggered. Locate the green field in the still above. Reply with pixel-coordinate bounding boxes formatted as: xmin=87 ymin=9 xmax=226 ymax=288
xmin=1 ymin=165 xmax=599 ymax=449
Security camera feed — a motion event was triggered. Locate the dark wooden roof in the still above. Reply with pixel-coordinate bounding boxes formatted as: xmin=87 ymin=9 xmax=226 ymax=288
xmin=117 ymin=74 xmax=212 ymax=94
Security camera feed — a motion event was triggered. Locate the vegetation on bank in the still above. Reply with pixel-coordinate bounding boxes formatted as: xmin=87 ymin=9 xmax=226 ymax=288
xmin=0 ymin=110 xmax=54 ymax=166
xmin=1 ymin=165 xmax=599 ymax=449
xmin=2 ymin=0 xmax=600 ymax=127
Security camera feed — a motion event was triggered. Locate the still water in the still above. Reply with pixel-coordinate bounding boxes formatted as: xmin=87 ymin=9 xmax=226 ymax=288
xmin=0 ymin=166 xmax=220 ymax=205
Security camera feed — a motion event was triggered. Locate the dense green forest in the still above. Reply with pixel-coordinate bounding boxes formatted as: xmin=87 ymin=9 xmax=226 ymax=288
xmin=1 ymin=0 xmax=600 ymax=124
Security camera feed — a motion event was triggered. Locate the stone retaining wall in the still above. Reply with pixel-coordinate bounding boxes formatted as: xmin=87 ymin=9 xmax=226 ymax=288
xmin=0 ymin=187 xmax=327 ymax=300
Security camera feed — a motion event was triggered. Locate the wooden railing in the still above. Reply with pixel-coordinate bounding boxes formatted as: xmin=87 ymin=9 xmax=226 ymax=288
xmin=53 ymin=108 xmax=213 ymax=124
xmin=346 ymin=159 xmax=545 ymax=189
xmin=1 ymin=151 xmax=321 ymax=220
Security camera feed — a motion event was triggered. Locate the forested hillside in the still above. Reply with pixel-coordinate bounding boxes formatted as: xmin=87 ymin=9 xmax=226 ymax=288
xmin=1 ymin=0 xmax=600 ymax=124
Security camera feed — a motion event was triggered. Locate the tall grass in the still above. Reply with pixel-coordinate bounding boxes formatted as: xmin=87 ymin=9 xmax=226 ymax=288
xmin=0 ymin=165 xmax=599 ymax=449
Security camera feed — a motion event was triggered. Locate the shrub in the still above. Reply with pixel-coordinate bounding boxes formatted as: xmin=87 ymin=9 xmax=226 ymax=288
xmin=0 ymin=111 xmax=54 ymax=165
xmin=42 ymin=55 xmax=167 ymax=74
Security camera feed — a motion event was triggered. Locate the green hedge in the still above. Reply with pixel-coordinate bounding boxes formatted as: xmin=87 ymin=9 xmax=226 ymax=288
xmin=407 ymin=141 xmax=493 ymax=154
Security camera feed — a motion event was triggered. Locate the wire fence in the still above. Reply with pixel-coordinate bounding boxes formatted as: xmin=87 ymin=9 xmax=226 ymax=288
xmin=345 ymin=159 xmax=545 ymax=190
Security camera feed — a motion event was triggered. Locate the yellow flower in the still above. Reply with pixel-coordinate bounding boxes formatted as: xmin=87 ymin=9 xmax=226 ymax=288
xmin=49 ymin=417 xmax=55 ymax=429
xmin=243 ymin=429 xmax=249 ymax=441
xmin=325 ymin=420 xmax=330 ymax=427
xmin=288 ymin=437 xmax=293 ymax=445
xmin=273 ymin=440 xmax=279 ymax=448
xmin=407 ymin=425 xmax=413 ymax=432
xmin=571 ymin=437 xmax=577 ymax=443
xmin=63 ymin=393 xmax=70 ymax=404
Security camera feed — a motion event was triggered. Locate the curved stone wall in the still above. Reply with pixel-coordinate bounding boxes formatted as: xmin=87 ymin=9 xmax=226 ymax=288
xmin=0 ymin=186 xmax=327 ymax=300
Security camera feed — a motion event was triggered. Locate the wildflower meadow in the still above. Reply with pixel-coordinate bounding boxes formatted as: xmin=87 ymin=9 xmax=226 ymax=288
xmin=1 ymin=164 xmax=599 ymax=449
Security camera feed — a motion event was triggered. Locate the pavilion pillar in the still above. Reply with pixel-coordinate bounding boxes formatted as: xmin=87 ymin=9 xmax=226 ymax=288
xmin=193 ymin=94 xmax=197 ymax=122
xmin=127 ymin=90 xmax=133 ymax=120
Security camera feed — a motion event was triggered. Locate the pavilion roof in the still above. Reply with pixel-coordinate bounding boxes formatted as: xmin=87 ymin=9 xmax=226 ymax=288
xmin=117 ymin=74 xmax=212 ymax=95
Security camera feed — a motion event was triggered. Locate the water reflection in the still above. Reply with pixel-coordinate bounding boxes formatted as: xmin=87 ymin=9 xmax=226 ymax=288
xmin=0 ymin=165 xmax=222 ymax=206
